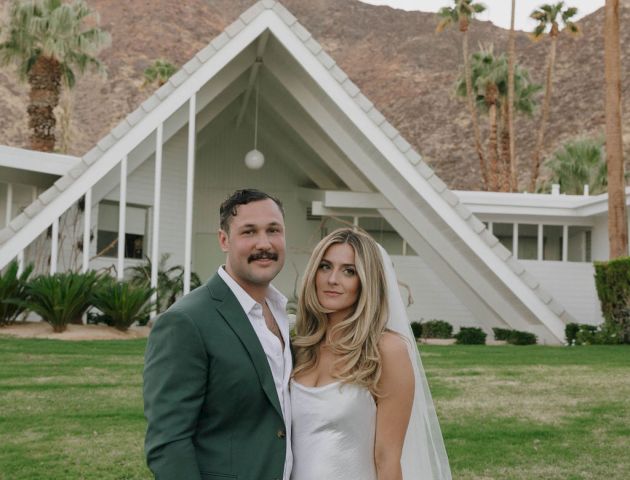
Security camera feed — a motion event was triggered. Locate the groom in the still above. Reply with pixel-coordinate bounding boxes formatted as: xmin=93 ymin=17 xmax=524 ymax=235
xmin=144 ymin=189 xmax=292 ymax=480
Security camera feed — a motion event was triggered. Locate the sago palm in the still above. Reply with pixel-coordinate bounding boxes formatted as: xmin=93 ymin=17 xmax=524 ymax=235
xmin=436 ymin=0 xmax=488 ymax=189
xmin=0 ymin=0 xmax=110 ymax=152
xmin=91 ymin=279 xmax=154 ymax=331
xmin=22 ymin=270 xmax=103 ymax=332
xmin=528 ymin=1 xmax=580 ymax=191
xmin=0 ymin=260 xmax=33 ymax=326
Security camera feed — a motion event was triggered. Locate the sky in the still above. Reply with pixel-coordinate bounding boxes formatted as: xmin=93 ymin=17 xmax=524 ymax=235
xmin=358 ymin=1 xmax=605 ymax=31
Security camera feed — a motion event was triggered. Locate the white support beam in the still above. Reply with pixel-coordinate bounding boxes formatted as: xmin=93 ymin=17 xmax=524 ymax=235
xmin=50 ymin=217 xmax=59 ymax=275
xmin=17 ymin=251 xmax=24 ymax=275
xmin=513 ymin=223 xmax=518 ymax=259
xmin=184 ymin=94 xmax=197 ymax=295
xmin=82 ymin=188 xmax=92 ymax=273
xmin=117 ymin=157 xmax=128 ymax=279
xmin=5 ymin=183 xmax=12 ymax=227
xmin=562 ymin=224 xmax=569 ymax=262
xmin=235 ymin=31 xmax=270 ymax=128
xmin=537 ymin=224 xmax=543 ymax=261
xmin=150 ymin=124 xmax=163 ymax=319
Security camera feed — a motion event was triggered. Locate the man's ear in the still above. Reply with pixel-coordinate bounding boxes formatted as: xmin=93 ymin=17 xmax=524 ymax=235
xmin=218 ymin=229 xmax=229 ymax=253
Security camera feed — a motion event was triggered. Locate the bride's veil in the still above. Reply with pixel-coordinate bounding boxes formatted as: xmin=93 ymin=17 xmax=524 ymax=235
xmin=378 ymin=245 xmax=452 ymax=480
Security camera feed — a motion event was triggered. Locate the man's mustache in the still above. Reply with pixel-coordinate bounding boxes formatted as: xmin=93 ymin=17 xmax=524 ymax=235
xmin=248 ymin=251 xmax=279 ymax=263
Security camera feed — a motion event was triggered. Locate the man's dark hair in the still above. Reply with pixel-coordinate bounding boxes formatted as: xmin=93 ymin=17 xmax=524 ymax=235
xmin=220 ymin=189 xmax=284 ymax=232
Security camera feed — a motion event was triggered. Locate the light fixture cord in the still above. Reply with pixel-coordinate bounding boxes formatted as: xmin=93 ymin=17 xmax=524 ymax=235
xmin=254 ymin=81 xmax=259 ymax=149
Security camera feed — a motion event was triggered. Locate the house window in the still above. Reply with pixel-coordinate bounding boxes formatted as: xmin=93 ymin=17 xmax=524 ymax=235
xmin=543 ymin=225 xmax=563 ymax=261
xmin=97 ymin=202 xmax=147 ymax=259
xmin=568 ymin=226 xmax=592 ymax=262
xmin=517 ymin=224 xmax=538 ymax=260
xmin=493 ymin=223 xmax=513 ymax=253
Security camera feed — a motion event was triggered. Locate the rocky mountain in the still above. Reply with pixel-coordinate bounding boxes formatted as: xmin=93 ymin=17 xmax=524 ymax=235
xmin=0 ymin=0 xmax=628 ymax=190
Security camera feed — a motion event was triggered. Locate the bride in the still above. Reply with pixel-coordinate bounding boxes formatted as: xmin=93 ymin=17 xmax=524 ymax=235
xmin=290 ymin=228 xmax=451 ymax=480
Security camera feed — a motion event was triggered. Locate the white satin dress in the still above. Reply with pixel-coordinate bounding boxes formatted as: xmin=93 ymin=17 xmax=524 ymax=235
xmin=290 ymin=379 xmax=377 ymax=480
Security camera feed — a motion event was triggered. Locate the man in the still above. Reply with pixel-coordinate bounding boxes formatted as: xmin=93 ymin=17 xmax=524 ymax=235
xmin=144 ymin=189 xmax=292 ymax=480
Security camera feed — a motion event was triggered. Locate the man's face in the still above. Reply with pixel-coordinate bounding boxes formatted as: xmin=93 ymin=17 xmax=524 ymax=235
xmin=219 ymin=199 xmax=286 ymax=290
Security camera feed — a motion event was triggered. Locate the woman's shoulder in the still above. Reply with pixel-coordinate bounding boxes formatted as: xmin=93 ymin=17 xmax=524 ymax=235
xmin=378 ymin=331 xmax=409 ymax=361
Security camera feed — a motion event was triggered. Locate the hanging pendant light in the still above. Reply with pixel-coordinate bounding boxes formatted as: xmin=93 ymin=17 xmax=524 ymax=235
xmin=244 ymin=82 xmax=264 ymax=170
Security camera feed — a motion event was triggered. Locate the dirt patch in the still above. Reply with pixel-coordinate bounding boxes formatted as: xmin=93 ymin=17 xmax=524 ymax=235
xmin=0 ymin=322 xmax=150 ymax=341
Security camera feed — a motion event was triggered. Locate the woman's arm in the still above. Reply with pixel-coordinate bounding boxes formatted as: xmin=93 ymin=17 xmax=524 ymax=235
xmin=374 ymin=332 xmax=415 ymax=480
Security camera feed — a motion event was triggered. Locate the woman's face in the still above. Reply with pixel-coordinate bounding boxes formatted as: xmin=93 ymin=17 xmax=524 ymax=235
xmin=316 ymin=242 xmax=361 ymax=321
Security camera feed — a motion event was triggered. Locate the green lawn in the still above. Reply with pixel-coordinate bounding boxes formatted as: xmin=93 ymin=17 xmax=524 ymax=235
xmin=0 ymin=338 xmax=628 ymax=480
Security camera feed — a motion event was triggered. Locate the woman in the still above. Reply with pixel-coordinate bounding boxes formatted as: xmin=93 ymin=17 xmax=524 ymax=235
xmin=291 ymin=228 xmax=451 ymax=480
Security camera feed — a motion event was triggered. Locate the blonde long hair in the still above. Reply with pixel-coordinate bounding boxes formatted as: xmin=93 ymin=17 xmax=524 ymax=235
xmin=292 ymin=228 xmax=389 ymax=396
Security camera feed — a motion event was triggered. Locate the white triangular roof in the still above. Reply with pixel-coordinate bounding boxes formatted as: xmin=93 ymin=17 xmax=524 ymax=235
xmin=0 ymin=0 xmax=573 ymax=343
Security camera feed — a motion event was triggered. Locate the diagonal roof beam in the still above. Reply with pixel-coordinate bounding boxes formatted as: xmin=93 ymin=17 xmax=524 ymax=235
xmin=235 ymin=30 xmax=270 ymax=128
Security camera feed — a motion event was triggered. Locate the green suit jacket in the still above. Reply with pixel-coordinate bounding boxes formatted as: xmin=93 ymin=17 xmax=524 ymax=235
xmin=143 ymin=273 xmax=287 ymax=480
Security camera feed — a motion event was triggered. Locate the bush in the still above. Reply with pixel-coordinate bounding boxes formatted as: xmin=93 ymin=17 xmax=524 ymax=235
xmin=91 ymin=279 xmax=154 ymax=331
xmin=455 ymin=327 xmax=486 ymax=345
xmin=507 ymin=330 xmax=537 ymax=345
xmin=410 ymin=321 xmax=422 ymax=339
xmin=492 ymin=327 xmax=513 ymax=341
xmin=23 ymin=271 xmax=102 ymax=332
xmin=421 ymin=319 xmax=453 ymax=339
xmin=126 ymin=254 xmax=201 ymax=314
xmin=594 ymin=258 xmax=630 ymax=343
xmin=565 ymin=322 xmax=580 ymax=345
xmin=574 ymin=323 xmax=621 ymax=345
xmin=0 ymin=261 xmax=33 ymax=326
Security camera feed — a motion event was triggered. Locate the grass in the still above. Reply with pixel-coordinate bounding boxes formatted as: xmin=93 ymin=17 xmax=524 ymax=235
xmin=0 ymin=338 xmax=628 ymax=479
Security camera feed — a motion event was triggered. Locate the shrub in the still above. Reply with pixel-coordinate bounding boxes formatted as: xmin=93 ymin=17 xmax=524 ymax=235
xmin=565 ymin=322 xmax=580 ymax=345
xmin=492 ymin=327 xmax=513 ymax=341
xmin=410 ymin=321 xmax=422 ymax=339
xmin=23 ymin=271 xmax=102 ymax=332
xmin=507 ymin=330 xmax=537 ymax=345
xmin=455 ymin=327 xmax=486 ymax=345
xmin=573 ymin=323 xmax=621 ymax=345
xmin=594 ymin=258 xmax=630 ymax=343
xmin=91 ymin=279 xmax=154 ymax=331
xmin=421 ymin=319 xmax=453 ymax=339
xmin=126 ymin=254 xmax=201 ymax=314
xmin=0 ymin=261 xmax=33 ymax=326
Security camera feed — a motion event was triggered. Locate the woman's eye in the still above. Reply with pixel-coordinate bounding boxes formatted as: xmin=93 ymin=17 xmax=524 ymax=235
xmin=318 ymin=263 xmax=331 ymax=270
xmin=343 ymin=268 xmax=356 ymax=276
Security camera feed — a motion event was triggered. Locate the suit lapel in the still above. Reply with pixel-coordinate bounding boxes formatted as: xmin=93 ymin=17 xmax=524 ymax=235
xmin=206 ymin=274 xmax=284 ymax=419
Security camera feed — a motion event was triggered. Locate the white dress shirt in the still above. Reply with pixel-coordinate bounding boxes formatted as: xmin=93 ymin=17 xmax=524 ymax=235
xmin=218 ymin=267 xmax=293 ymax=480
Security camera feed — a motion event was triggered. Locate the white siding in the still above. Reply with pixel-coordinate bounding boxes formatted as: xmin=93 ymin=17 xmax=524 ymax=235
xmin=521 ymin=260 xmax=603 ymax=325
xmin=390 ymin=254 xmax=477 ymax=330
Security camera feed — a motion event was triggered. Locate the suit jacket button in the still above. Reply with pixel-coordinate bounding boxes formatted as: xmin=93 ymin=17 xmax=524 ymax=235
xmin=277 ymin=429 xmax=286 ymax=438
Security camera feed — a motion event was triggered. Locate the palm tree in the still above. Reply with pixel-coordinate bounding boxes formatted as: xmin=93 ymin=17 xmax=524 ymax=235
xmin=603 ymin=0 xmax=627 ymax=258
xmin=143 ymin=59 xmax=177 ymax=88
xmin=540 ymin=137 xmax=608 ymax=195
xmin=528 ymin=2 xmax=580 ymax=191
xmin=456 ymin=48 xmax=541 ymax=191
xmin=0 ymin=0 xmax=110 ymax=152
xmin=436 ymin=0 xmax=488 ymax=189
xmin=507 ymin=0 xmax=517 ymax=191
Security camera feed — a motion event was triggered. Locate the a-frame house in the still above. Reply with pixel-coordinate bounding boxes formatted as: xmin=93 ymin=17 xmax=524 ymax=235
xmin=0 ymin=1 xmax=574 ymax=343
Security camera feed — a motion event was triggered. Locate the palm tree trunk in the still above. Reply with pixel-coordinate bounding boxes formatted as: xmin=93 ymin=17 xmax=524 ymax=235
xmin=604 ymin=0 xmax=628 ymax=258
xmin=529 ymin=33 xmax=558 ymax=192
xmin=463 ymin=30 xmax=487 ymax=190
xmin=507 ymin=0 xmax=517 ymax=191
xmin=487 ymin=84 xmax=500 ymax=191
xmin=499 ymin=102 xmax=512 ymax=192
xmin=27 ymin=56 xmax=61 ymax=152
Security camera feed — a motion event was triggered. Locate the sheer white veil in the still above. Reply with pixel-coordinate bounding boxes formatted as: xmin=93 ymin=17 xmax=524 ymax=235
xmin=378 ymin=245 xmax=452 ymax=480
